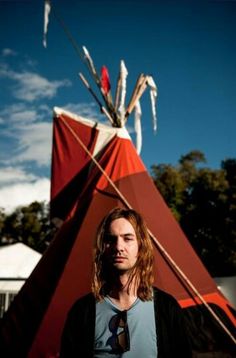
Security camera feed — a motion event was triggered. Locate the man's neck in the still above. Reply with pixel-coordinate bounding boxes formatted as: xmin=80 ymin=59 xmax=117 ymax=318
xmin=107 ymin=273 xmax=139 ymax=310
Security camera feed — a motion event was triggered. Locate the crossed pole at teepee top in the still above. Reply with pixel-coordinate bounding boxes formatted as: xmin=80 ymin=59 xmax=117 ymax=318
xmin=43 ymin=0 xmax=158 ymax=137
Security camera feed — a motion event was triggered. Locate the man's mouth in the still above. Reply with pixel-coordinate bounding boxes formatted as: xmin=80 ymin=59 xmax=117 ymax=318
xmin=112 ymin=256 xmax=126 ymax=262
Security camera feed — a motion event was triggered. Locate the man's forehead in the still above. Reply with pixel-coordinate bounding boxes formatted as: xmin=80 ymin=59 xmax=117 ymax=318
xmin=108 ymin=218 xmax=136 ymax=234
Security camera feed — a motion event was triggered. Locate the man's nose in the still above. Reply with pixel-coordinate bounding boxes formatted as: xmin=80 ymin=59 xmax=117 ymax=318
xmin=115 ymin=237 xmax=124 ymax=252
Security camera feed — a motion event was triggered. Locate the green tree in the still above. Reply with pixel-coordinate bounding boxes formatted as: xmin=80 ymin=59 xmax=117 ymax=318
xmin=151 ymin=151 xmax=236 ymax=276
xmin=0 ymin=208 xmax=6 ymax=238
xmin=0 ymin=201 xmax=55 ymax=253
xmin=151 ymin=164 xmax=185 ymax=220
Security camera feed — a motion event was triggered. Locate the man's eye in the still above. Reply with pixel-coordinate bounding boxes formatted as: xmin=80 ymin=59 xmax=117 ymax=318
xmin=105 ymin=235 xmax=115 ymax=243
xmin=125 ymin=236 xmax=133 ymax=241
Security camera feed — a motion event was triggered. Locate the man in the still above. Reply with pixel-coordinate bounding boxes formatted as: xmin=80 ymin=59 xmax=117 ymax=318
xmin=60 ymin=207 xmax=192 ymax=357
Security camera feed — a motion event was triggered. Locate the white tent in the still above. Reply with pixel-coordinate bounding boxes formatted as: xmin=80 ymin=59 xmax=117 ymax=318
xmin=0 ymin=243 xmax=42 ymax=317
xmin=214 ymin=276 xmax=236 ymax=309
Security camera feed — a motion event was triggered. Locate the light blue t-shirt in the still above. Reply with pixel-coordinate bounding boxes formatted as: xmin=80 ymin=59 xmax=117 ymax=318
xmin=94 ymin=296 xmax=157 ymax=357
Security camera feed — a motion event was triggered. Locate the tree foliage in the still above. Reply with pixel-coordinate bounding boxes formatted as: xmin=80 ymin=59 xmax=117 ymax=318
xmin=0 ymin=201 xmax=56 ymax=253
xmin=151 ymin=151 xmax=236 ymax=277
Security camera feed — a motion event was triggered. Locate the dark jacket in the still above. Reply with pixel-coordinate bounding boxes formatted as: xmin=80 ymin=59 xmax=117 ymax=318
xmin=60 ymin=287 xmax=192 ymax=357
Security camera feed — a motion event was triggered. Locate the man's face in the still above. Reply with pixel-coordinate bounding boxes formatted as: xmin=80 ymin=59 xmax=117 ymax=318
xmin=104 ymin=217 xmax=139 ymax=273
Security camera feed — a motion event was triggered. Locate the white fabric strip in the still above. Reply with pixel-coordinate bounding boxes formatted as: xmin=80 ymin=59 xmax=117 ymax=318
xmin=118 ymin=60 xmax=128 ymax=126
xmin=43 ymin=0 xmax=51 ymax=48
xmin=134 ymin=100 xmax=142 ymax=154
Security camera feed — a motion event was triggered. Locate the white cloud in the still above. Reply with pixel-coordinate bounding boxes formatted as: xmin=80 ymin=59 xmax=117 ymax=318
xmin=0 ymin=103 xmax=51 ymax=124
xmin=14 ymin=121 xmax=52 ymax=166
xmin=0 ymin=177 xmax=50 ymax=213
xmin=0 ymin=103 xmax=38 ymax=124
xmin=0 ymin=167 xmax=37 ymax=187
xmin=1 ymin=48 xmax=17 ymax=57
xmin=0 ymin=103 xmax=52 ymax=166
xmin=14 ymin=73 xmax=71 ymax=102
xmin=0 ymin=64 xmax=71 ymax=102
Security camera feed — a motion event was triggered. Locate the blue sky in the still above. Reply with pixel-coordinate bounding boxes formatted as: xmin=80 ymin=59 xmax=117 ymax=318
xmin=0 ymin=0 xmax=236 ymax=212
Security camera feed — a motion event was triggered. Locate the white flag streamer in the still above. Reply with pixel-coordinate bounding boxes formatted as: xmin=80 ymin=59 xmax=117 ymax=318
xmin=147 ymin=76 xmax=158 ymax=132
xmin=82 ymin=46 xmax=97 ymax=77
xmin=43 ymin=0 xmax=51 ymax=48
xmin=134 ymin=100 xmax=142 ymax=154
xmin=118 ymin=60 xmax=128 ymax=126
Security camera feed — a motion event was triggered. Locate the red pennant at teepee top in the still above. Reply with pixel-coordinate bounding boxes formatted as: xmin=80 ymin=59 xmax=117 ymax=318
xmin=100 ymin=66 xmax=111 ymax=95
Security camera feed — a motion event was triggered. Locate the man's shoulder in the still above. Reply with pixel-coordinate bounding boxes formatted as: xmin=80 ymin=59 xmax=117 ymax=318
xmin=153 ymin=286 xmax=180 ymax=307
xmin=68 ymin=292 xmax=95 ymax=315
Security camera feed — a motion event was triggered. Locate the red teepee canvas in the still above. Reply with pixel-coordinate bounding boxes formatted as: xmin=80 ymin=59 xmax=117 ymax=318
xmin=0 ymin=107 xmax=235 ymax=357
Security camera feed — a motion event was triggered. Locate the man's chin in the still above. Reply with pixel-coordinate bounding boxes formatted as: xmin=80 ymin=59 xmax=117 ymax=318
xmin=112 ymin=264 xmax=132 ymax=273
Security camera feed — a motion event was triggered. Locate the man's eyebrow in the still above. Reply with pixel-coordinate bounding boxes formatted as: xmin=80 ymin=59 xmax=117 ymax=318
xmin=104 ymin=233 xmax=115 ymax=240
xmin=105 ymin=232 xmax=135 ymax=237
xmin=121 ymin=233 xmax=136 ymax=238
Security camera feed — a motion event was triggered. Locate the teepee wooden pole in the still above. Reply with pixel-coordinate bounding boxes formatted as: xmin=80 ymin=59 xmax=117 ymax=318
xmin=114 ymin=76 xmax=122 ymax=112
xmin=78 ymin=73 xmax=114 ymax=125
xmin=125 ymin=75 xmax=148 ymax=119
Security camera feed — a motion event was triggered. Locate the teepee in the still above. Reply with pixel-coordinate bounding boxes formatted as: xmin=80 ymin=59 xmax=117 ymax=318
xmin=1 ymin=106 xmax=235 ymax=357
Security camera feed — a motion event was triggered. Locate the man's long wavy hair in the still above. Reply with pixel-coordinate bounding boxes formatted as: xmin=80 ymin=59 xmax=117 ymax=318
xmin=91 ymin=207 xmax=154 ymax=301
